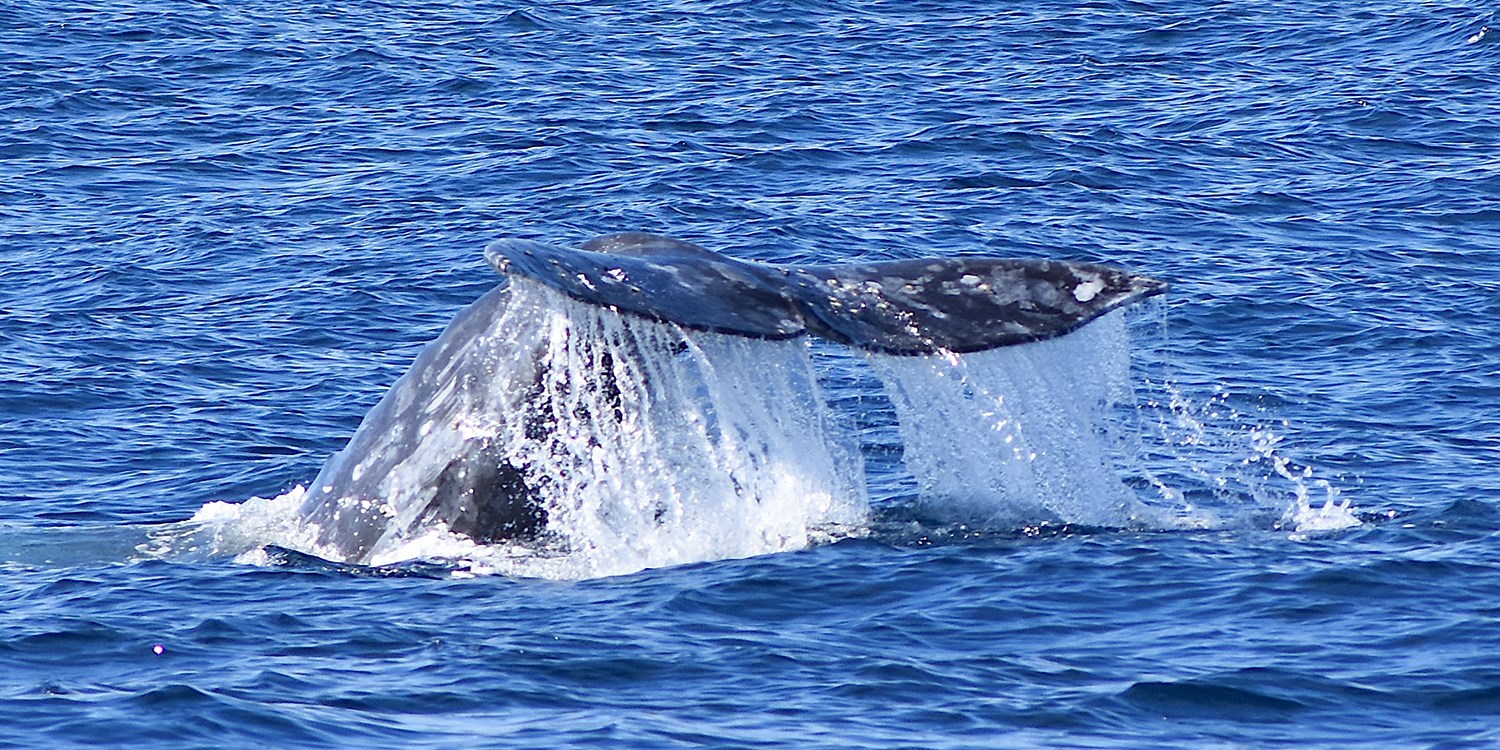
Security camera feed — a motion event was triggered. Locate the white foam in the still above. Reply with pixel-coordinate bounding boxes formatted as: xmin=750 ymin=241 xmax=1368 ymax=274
xmin=1287 ymin=497 xmax=1361 ymax=537
xmin=139 ymin=485 xmax=335 ymax=563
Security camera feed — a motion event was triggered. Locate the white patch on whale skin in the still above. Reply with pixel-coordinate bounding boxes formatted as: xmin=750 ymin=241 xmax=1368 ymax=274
xmin=1073 ymin=275 xmax=1106 ymax=303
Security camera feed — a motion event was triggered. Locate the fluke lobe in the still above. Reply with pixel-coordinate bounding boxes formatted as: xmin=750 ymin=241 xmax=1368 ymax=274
xmin=489 ymin=232 xmax=1166 ymax=355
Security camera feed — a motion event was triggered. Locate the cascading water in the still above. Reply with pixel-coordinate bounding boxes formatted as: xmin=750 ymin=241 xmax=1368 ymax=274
xmin=476 ymin=282 xmax=869 ymax=578
xmin=198 ymin=278 xmax=870 ymax=579
xmin=167 ymin=280 xmax=1356 ymax=580
xmin=868 ymin=310 xmax=1154 ymax=529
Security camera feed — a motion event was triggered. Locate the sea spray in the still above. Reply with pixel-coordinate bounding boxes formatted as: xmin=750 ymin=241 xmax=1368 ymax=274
xmin=1125 ymin=305 xmax=1359 ymax=533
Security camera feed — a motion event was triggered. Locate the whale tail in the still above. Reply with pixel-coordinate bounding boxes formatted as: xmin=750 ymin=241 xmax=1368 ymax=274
xmin=486 ymin=232 xmax=1165 ymax=355
xmin=295 ymin=234 xmax=1167 ymax=567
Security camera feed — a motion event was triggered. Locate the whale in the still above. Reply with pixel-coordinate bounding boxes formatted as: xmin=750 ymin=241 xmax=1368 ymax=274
xmin=295 ymin=233 xmax=1166 ymax=564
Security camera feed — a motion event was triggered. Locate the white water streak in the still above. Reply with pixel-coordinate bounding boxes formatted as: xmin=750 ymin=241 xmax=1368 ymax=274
xmin=869 ymin=311 xmax=1158 ymax=528
xmin=478 ymin=283 xmax=867 ymax=578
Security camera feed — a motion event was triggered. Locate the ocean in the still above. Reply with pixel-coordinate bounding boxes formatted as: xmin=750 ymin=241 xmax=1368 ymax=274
xmin=3 ymin=0 xmax=1499 ymax=747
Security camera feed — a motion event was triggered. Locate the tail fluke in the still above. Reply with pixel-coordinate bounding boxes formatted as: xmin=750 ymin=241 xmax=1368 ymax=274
xmin=486 ymin=233 xmax=1165 ymax=355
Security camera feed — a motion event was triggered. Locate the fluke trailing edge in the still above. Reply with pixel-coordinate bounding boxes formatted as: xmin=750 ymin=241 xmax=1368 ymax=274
xmin=487 ymin=232 xmax=1166 ymax=355
xmin=295 ymin=234 xmax=1167 ymax=564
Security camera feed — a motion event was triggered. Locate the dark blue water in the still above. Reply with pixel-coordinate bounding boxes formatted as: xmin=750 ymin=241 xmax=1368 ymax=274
xmin=5 ymin=1 xmax=1500 ymax=746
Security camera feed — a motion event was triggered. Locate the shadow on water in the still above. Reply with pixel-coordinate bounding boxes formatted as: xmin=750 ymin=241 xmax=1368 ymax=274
xmin=255 ymin=545 xmax=454 ymax=579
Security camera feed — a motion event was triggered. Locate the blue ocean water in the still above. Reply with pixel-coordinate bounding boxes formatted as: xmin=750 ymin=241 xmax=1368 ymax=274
xmin=3 ymin=0 xmax=1499 ymax=746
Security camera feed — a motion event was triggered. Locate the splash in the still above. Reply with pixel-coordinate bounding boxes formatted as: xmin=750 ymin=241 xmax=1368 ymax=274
xmin=858 ymin=301 xmax=1359 ymax=537
xmin=467 ymin=283 xmax=870 ymax=578
xmin=1123 ymin=307 xmax=1360 ymax=536
xmin=139 ymin=487 xmax=325 ymax=564
xmin=273 ymin=279 xmax=868 ymax=579
xmin=155 ymin=285 xmax=1355 ymax=579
